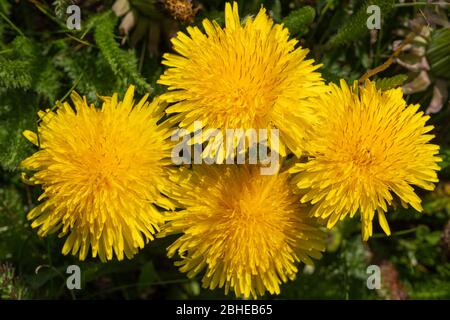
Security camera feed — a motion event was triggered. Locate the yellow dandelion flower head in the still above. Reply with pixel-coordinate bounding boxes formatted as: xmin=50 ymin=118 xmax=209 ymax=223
xmin=290 ymin=80 xmax=441 ymax=240
xmin=158 ymin=2 xmax=326 ymax=157
xmin=161 ymin=165 xmax=326 ymax=299
xmin=21 ymin=86 xmax=175 ymax=262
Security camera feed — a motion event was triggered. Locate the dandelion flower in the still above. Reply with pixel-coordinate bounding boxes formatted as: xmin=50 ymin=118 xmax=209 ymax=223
xmin=290 ymin=80 xmax=441 ymax=240
xmin=158 ymin=2 xmax=325 ymax=158
xmin=161 ymin=165 xmax=326 ymax=298
xmin=21 ymin=86 xmax=175 ymax=261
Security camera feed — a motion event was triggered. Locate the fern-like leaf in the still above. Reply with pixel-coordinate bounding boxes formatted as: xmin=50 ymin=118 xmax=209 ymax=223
xmin=94 ymin=12 xmax=152 ymax=93
xmin=0 ymin=57 xmax=32 ymax=89
xmin=325 ymin=0 xmax=396 ymax=49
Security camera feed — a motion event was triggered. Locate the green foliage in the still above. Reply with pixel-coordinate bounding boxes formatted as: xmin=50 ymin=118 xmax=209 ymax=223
xmin=427 ymin=28 xmax=450 ymax=79
xmin=408 ymin=278 xmax=450 ymax=299
xmin=282 ymin=6 xmax=315 ymax=36
xmin=0 ymin=0 xmax=11 ymax=41
xmin=0 ymin=0 xmax=10 ymax=14
xmin=94 ymin=12 xmax=152 ymax=93
xmin=54 ymin=47 xmax=121 ymax=102
xmin=282 ymin=228 xmax=375 ymax=299
xmin=439 ymin=147 xmax=450 ymax=171
xmin=375 ymin=74 xmax=408 ymax=91
xmin=0 ymin=57 xmax=32 ymax=89
xmin=0 ymin=90 xmax=37 ymax=170
xmin=53 ymin=0 xmax=72 ymax=20
xmin=325 ymin=0 xmax=396 ymax=49
xmin=0 ymin=263 xmax=29 ymax=299
xmin=0 ymin=36 xmax=62 ymax=102
xmin=0 ymin=36 xmax=61 ymax=170
xmin=0 ymin=0 xmax=448 ymax=300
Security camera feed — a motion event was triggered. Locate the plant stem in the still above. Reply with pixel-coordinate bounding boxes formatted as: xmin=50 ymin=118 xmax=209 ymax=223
xmin=0 ymin=11 xmax=25 ymax=37
xmin=394 ymin=2 xmax=447 ymax=8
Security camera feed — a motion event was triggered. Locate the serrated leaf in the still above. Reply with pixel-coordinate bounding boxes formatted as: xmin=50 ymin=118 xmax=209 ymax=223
xmin=375 ymin=74 xmax=408 ymax=91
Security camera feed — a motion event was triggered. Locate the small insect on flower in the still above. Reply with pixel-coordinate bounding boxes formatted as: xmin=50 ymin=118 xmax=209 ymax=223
xmin=158 ymin=2 xmax=326 ymax=160
xmin=21 ymin=86 xmax=176 ymax=262
xmin=290 ymin=80 xmax=442 ymax=240
xmin=160 ymin=165 xmax=326 ymax=299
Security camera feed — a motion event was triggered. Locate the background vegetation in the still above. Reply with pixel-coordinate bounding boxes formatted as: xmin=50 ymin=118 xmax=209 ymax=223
xmin=0 ymin=0 xmax=449 ymax=299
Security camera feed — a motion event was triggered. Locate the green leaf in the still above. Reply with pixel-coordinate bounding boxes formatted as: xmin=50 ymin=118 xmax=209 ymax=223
xmin=0 ymin=0 xmax=10 ymax=14
xmin=375 ymin=74 xmax=408 ymax=91
xmin=0 ymin=37 xmax=61 ymax=102
xmin=282 ymin=6 xmax=316 ymax=36
xmin=325 ymin=0 xmax=396 ymax=49
xmin=438 ymin=146 xmax=450 ymax=170
xmin=138 ymin=261 xmax=158 ymax=292
xmin=0 ymin=89 xmax=38 ymax=170
xmin=94 ymin=12 xmax=152 ymax=93
xmin=427 ymin=28 xmax=450 ymax=79
xmin=0 ymin=57 xmax=32 ymax=89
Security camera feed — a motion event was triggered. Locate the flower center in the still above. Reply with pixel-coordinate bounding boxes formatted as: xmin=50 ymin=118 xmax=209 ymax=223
xmin=351 ymin=146 xmax=376 ymax=166
xmin=74 ymin=134 xmax=131 ymax=190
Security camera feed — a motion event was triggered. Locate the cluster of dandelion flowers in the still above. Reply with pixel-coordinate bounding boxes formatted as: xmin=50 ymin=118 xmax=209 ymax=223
xmin=160 ymin=165 xmax=326 ymax=299
xmin=21 ymin=86 xmax=176 ymax=262
xmin=158 ymin=2 xmax=326 ymax=158
xmin=290 ymin=80 xmax=441 ymax=240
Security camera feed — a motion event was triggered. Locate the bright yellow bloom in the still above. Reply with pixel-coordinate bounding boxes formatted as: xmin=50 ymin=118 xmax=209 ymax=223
xmin=161 ymin=165 xmax=326 ymax=299
xmin=21 ymin=86 xmax=175 ymax=262
xmin=158 ymin=2 xmax=325 ymax=158
xmin=290 ymin=80 xmax=441 ymax=240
